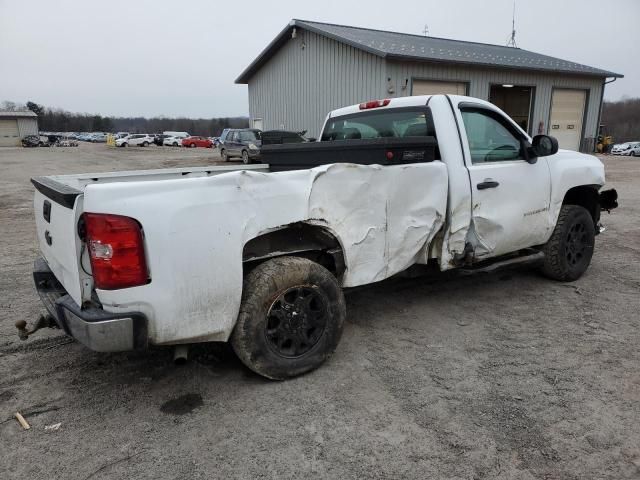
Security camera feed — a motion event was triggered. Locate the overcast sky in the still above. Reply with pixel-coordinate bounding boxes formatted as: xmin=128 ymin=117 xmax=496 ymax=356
xmin=0 ymin=0 xmax=637 ymax=118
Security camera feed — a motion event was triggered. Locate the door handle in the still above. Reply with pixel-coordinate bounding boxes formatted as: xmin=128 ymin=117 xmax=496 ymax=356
xmin=477 ymin=179 xmax=500 ymax=190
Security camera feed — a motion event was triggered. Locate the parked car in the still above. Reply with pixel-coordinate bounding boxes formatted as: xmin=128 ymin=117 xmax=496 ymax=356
xmin=219 ymin=128 xmax=262 ymax=163
xmin=116 ymin=134 xmax=154 ymax=147
xmin=181 ymin=136 xmax=213 ymax=148
xmin=21 ymin=135 xmax=41 ymax=147
xmin=27 ymin=95 xmax=618 ymax=380
xmin=89 ymin=133 xmax=108 ymax=143
xmin=612 ymin=142 xmax=640 ymax=156
xmin=163 ymin=131 xmax=190 ymax=139
xmin=163 ymin=135 xmax=188 ymax=147
xmin=153 ymin=134 xmax=170 ymax=146
xmin=216 ymin=129 xmax=230 ymax=148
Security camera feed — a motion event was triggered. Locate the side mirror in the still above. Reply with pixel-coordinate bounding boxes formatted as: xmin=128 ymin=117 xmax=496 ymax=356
xmin=531 ymin=135 xmax=559 ymax=158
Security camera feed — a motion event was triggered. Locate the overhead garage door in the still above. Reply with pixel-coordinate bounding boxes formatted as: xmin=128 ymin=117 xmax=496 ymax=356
xmin=549 ymin=89 xmax=586 ymax=151
xmin=412 ymin=80 xmax=467 ymax=96
xmin=0 ymin=119 xmax=20 ymax=146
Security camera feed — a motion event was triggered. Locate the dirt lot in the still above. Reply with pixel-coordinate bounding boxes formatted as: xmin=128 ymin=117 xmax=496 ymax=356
xmin=1 ymin=143 xmax=639 ymax=479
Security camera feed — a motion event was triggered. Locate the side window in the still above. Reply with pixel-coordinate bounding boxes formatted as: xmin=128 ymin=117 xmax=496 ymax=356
xmin=460 ymin=109 xmax=524 ymax=164
xmin=228 ymin=132 xmax=236 ymax=142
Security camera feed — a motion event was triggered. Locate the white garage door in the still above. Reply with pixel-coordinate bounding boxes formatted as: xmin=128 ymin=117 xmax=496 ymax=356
xmin=549 ymin=89 xmax=586 ymax=151
xmin=0 ymin=119 xmax=20 ymax=147
xmin=412 ymin=80 xmax=467 ymax=96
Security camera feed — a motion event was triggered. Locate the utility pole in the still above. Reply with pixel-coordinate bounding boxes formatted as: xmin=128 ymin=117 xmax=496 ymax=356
xmin=506 ymin=0 xmax=517 ymax=47
xmin=422 ymin=24 xmax=429 ymax=37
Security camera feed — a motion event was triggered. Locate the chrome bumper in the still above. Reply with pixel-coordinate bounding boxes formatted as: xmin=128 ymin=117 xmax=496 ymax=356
xmin=33 ymin=257 xmax=147 ymax=352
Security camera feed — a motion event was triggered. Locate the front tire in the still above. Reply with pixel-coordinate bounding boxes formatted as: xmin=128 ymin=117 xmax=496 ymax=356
xmin=231 ymin=256 xmax=346 ymax=380
xmin=221 ymin=149 xmax=228 ymax=161
xmin=142 ymin=141 xmax=149 ymax=147
xmin=540 ymin=205 xmax=595 ymax=281
xmin=242 ymin=150 xmax=250 ymax=164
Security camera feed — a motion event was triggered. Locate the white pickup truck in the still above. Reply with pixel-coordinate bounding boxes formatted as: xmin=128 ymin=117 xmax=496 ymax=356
xmin=26 ymin=95 xmax=618 ymax=379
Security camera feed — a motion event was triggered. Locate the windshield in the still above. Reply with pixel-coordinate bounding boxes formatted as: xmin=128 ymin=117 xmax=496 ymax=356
xmin=321 ymin=108 xmax=431 ymax=141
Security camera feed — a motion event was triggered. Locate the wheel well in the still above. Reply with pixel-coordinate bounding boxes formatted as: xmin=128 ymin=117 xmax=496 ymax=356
xmin=562 ymin=185 xmax=600 ymax=224
xmin=242 ymin=223 xmax=345 ymax=278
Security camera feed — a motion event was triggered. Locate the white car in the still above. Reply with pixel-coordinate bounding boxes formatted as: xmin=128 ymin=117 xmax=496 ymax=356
xmin=611 ymin=142 xmax=640 ymax=156
xmin=163 ymin=135 xmax=187 ymax=147
xmin=29 ymin=95 xmax=618 ymax=379
xmin=116 ymin=134 xmax=153 ymax=147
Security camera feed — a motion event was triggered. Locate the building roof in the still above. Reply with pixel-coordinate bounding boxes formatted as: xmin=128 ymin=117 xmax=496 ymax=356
xmin=236 ymin=19 xmax=623 ymax=83
xmin=0 ymin=110 xmax=38 ymax=118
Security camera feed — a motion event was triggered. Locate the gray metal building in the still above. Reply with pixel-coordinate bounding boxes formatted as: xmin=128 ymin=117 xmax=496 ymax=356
xmin=236 ymin=20 xmax=622 ymax=151
xmin=0 ymin=111 xmax=38 ymax=146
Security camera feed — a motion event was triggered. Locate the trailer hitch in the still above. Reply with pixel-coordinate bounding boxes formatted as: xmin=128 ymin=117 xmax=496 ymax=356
xmin=15 ymin=315 xmax=57 ymax=341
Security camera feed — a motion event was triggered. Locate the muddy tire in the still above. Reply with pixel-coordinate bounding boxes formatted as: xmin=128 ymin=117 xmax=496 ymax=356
xmin=231 ymin=256 xmax=346 ymax=380
xmin=221 ymin=149 xmax=228 ymax=161
xmin=540 ymin=205 xmax=595 ymax=281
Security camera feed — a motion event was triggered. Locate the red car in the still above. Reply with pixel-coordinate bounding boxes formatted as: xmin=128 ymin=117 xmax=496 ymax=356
xmin=181 ymin=136 xmax=213 ymax=148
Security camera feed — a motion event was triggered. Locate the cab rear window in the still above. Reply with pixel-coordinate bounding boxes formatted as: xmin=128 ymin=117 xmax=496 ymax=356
xmin=321 ymin=108 xmax=434 ymax=141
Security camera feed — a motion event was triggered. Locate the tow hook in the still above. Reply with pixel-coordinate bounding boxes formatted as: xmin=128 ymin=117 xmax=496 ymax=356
xmin=15 ymin=315 xmax=56 ymax=341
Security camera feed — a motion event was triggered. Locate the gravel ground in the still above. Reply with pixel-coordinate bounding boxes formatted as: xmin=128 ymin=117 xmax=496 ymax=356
xmin=1 ymin=144 xmax=638 ymax=479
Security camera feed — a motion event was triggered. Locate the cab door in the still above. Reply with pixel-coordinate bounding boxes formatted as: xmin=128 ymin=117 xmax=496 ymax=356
xmin=454 ymin=101 xmax=553 ymax=259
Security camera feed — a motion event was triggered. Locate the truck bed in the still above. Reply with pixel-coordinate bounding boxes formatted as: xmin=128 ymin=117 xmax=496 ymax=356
xmin=31 ymin=164 xmax=269 ymax=208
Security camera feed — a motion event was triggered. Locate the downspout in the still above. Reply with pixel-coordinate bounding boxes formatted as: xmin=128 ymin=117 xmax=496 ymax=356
xmin=595 ymin=77 xmax=617 ymax=152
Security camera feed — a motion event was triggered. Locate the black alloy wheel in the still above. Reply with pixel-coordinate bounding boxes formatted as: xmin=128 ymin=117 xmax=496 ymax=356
xmin=265 ymin=285 xmax=329 ymax=358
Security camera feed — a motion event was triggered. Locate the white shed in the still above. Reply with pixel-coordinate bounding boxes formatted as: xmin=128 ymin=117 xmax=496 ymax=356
xmin=0 ymin=111 xmax=39 ymax=146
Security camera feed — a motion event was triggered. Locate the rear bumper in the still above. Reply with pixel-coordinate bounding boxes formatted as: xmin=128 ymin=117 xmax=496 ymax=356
xmin=33 ymin=257 xmax=147 ymax=352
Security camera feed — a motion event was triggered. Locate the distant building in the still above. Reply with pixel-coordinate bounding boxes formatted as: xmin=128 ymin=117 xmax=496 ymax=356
xmin=236 ymin=20 xmax=623 ymax=151
xmin=0 ymin=111 xmax=38 ymax=146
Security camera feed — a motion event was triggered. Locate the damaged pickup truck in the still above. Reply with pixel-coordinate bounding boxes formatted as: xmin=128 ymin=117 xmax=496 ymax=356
xmin=26 ymin=95 xmax=618 ymax=379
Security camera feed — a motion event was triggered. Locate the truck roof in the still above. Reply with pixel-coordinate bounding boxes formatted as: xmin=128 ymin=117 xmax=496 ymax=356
xmin=328 ymin=95 xmax=505 ymax=119
xmin=324 ymin=94 xmax=530 ymax=141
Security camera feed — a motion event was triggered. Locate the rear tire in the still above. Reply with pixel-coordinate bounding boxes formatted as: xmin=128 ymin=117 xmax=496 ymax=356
xmin=231 ymin=256 xmax=346 ymax=380
xmin=190 ymin=143 xmax=196 ymax=148
xmin=540 ymin=205 xmax=595 ymax=281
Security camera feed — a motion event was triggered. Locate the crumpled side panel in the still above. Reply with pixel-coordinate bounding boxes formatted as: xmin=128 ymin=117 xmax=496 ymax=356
xmin=308 ymin=163 xmax=448 ymax=286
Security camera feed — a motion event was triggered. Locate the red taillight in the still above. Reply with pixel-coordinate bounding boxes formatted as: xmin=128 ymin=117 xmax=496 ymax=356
xmin=359 ymin=99 xmax=391 ymax=110
xmin=83 ymin=213 xmax=149 ymax=290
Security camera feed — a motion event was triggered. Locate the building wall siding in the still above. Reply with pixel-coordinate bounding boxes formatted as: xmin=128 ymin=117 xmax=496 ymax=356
xmin=246 ymin=29 xmax=605 ymax=151
xmin=16 ymin=117 xmax=38 ymax=137
xmin=247 ymin=30 xmax=385 ymax=137
xmin=386 ymin=60 xmax=603 ymax=149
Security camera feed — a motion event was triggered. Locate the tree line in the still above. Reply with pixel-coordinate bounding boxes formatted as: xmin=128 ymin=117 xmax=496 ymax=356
xmin=1 ymin=100 xmax=249 ymax=136
xmin=601 ymin=97 xmax=640 ymax=143
xmin=4 ymin=97 xmax=639 ymax=142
